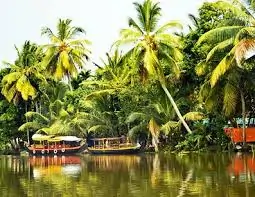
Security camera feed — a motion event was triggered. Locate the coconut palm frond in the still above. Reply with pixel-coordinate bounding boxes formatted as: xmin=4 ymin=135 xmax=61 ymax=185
xmin=160 ymin=120 xmax=179 ymax=135
xmin=210 ymin=54 xmax=235 ymax=87
xmin=218 ymin=16 xmax=251 ymax=26
xmin=16 ymin=76 xmax=36 ymax=100
xmin=36 ymin=128 xmax=50 ymax=135
xmin=195 ymin=60 xmax=208 ymax=76
xmin=128 ymin=17 xmax=144 ymax=34
xmin=206 ymin=38 xmax=234 ymax=62
xmin=59 ymin=108 xmax=69 ymax=118
xmin=41 ymin=27 xmax=60 ymax=43
xmin=126 ymin=112 xmax=148 ymax=123
xmin=223 ymin=82 xmax=238 ymax=117
xmin=143 ymin=47 xmax=159 ymax=76
xmin=1 ymin=72 xmax=21 ymax=84
xmin=204 ymin=87 xmax=221 ymax=112
xmin=85 ymin=89 xmax=117 ymax=100
xmin=215 ymin=1 xmax=249 ymax=17
xmin=198 ymin=81 xmax=211 ymax=102
xmin=235 ymin=27 xmax=255 ymax=43
xmin=25 ymin=111 xmax=49 ymax=123
xmin=41 ymin=120 xmax=66 ymax=135
xmin=155 ymin=20 xmax=183 ymax=34
xmin=183 ymin=112 xmax=205 ymax=121
xmin=196 ymin=26 xmax=243 ymax=46
xmin=128 ymin=123 xmax=147 ymax=137
xmin=82 ymin=80 xmax=112 ymax=88
xmin=88 ymin=125 xmax=110 ymax=133
xmin=159 ymin=50 xmax=181 ymax=79
xmin=120 ymin=28 xmax=142 ymax=40
xmin=235 ymin=39 xmax=255 ymax=65
xmin=18 ymin=122 xmax=43 ymax=132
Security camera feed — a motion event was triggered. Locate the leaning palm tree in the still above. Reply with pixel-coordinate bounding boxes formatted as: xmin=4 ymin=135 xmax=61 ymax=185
xmin=114 ymin=0 xmax=192 ymax=133
xmin=41 ymin=19 xmax=91 ymax=90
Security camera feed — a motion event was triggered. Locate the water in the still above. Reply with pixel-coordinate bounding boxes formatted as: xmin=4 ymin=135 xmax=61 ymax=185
xmin=0 ymin=153 xmax=255 ymax=197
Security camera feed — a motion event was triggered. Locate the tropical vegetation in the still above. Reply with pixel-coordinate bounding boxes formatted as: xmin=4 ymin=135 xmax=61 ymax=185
xmin=1 ymin=0 xmax=255 ymax=153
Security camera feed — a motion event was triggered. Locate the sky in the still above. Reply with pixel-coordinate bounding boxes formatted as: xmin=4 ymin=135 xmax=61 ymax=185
xmin=0 ymin=0 xmax=212 ymax=70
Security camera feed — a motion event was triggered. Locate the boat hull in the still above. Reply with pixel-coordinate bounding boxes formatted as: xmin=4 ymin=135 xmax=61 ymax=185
xmin=225 ymin=127 xmax=255 ymax=143
xmin=26 ymin=144 xmax=86 ymax=156
xmin=87 ymin=146 xmax=141 ymax=155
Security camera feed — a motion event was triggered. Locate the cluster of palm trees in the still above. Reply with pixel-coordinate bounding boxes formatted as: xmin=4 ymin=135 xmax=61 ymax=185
xmin=1 ymin=0 xmax=255 ymax=151
xmin=1 ymin=19 xmax=90 ymax=144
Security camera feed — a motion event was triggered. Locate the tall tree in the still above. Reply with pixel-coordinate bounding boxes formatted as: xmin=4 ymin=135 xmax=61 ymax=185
xmin=1 ymin=41 xmax=45 ymax=104
xmin=196 ymin=0 xmax=255 ymax=87
xmin=114 ymin=0 xmax=192 ymax=133
xmin=1 ymin=41 xmax=45 ymax=144
xmin=196 ymin=0 xmax=255 ymax=145
xmin=41 ymin=19 xmax=91 ymax=89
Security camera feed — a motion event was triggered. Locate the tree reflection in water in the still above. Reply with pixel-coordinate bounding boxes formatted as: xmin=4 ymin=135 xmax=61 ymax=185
xmin=1 ymin=153 xmax=255 ymax=196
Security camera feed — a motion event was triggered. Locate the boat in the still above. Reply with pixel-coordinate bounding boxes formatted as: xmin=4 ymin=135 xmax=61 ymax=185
xmin=87 ymin=137 xmax=141 ymax=154
xmin=224 ymin=127 xmax=255 ymax=150
xmin=26 ymin=134 xmax=86 ymax=155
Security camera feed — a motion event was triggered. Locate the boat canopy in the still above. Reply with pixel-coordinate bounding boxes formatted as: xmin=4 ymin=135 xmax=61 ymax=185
xmin=32 ymin=134 xmax=54 ymax=141
xmin=32 ymin=134 xmax=82 ymax=142
xmin=54 ymin=136 xmax=82 ymax=142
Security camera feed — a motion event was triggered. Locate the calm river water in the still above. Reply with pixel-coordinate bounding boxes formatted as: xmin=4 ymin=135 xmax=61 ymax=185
xmin=0 ymin=153 xmax=255 ymax=197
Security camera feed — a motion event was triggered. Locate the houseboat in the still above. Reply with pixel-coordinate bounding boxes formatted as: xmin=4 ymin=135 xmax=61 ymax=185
xmin=26 ymin=134 xmax=86 ymax=155
xmin=87 ymin=137 xmax=141 ymax=154
xmin=225 ymin=127 xmax=255 ymax=150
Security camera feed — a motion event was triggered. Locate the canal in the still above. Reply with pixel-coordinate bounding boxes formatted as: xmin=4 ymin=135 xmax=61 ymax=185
xmin=0 ymin=153 xmax=254 ymax=197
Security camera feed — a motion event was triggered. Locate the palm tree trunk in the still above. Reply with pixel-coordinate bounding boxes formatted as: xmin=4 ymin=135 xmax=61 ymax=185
xmin=35 ymin=100 xmax=39 ymax=113
xmin=152 ymin=136 xmax=159 ymax=152
xmin=161 ymin=84 xmax=192 ymax=134
xmin=67 ymin=73 xmax=73 ymax=91
xmin=25 ymin=102 xmax=30 ymax=145
xmin=241 ymin=90 xmax=246 ymax=147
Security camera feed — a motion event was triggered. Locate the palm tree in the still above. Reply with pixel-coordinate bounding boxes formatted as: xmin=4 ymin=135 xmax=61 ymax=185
xmin=17 ymin=80 xmax=87 ymax=136
xmin=81 ymin=51 xmax=138 ymax=138
xmin=196 ymin=0 xmax=255 ymax=145
xmin=1 ymin=41 xmax=45 ymax=104
xmin=126 ymin=102 xmax=204 ymax=152
xmin=126 ymin=102 xmax=176 ymax=152
xmin=1 ymin=41 xmax=45 ymax=144
xmin=114 ymin=0 xmax=192 ymax=133
xmin=82 ymin=50 xmax=135 ymax=100
xmin=196 ymin=0 xmax=255 ymax=86
xmin=19 ymin=99 xmax=86 ymax=136
xmin=71 ymin=70 xmax=91 ymax=89
xmin=41 ymin=19 xmax=91 ymax=90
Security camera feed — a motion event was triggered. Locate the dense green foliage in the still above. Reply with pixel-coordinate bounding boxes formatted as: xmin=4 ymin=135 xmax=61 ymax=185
xmin=2 ymin=0 xmax=255 ymax=152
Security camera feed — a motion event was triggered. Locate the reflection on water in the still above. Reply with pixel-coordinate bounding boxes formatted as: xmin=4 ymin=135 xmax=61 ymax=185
xmin=1 ymin=153 xmax=255 ymax=196
xmin=30 ymin=156 xmax=81 ymax=178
